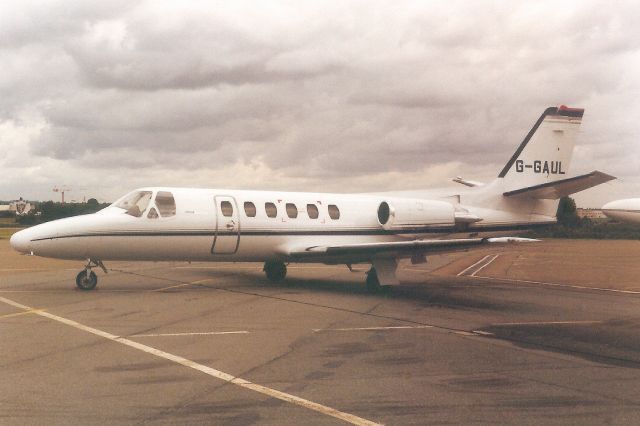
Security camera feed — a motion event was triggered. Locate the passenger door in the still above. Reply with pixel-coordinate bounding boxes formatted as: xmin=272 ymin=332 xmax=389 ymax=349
xmin=211 ymin=195 xmax=240 ymax=254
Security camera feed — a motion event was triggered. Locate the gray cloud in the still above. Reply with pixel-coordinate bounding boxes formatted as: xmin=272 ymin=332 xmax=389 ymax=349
xmin=0 ymin=0 xmax=639 ymax=206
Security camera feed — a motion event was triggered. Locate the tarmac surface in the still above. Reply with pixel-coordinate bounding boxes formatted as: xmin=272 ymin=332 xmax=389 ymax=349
xmin=2 ymin=239 xmax=640 ymax=424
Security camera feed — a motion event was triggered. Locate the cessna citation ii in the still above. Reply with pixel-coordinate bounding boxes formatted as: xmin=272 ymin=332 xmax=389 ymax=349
xmin=11 ymin=106 xmax=615 ymax=291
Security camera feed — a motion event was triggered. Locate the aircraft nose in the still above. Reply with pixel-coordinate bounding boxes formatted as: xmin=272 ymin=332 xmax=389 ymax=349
xmin=10 ymin=229 xmax=31 ymax=254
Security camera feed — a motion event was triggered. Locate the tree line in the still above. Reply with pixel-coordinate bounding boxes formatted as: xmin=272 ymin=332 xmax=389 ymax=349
xmin=17 ymin=199 xmax=111 ymax=225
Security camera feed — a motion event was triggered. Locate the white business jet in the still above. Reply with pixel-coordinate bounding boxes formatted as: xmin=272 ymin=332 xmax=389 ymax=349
xmin=11 ymin=106 xmax=614 ymax=291
xmin=602 ymin=199 xmax=640 ymax=224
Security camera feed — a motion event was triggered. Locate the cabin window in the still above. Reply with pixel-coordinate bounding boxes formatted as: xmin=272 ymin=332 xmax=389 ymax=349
xmin=147 ymin=207 xmax=159 ymax=219
xmin=328 ymin=204 xmax=340 ymax=220
xmin=155 ymin=191 xmax=176 ymax=217
xmin=286 ymin=203 xmax=298 ymax=219
xmin=265 ymin=202 xmax=277 ymax=218
xmin=244 ymin=201 xmax=256 ymax=217
xmin=115 ymin=191 xmax=153 ymax=218
xmin=220 ymin=201 xmax=233 ymax=217
xmin=307 ymin=204 xmax=319 ymax=219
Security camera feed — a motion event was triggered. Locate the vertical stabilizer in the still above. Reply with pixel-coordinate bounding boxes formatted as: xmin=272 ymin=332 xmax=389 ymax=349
xmin=498 ymin=106 xmax=583 ymax=192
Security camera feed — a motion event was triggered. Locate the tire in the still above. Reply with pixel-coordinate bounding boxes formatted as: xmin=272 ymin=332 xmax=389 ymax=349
xmin=365 ymin=268 xmax=381 ymax=293
xmin=76 ymin=270 xmax=98 ymax=290
xmin=264 ymin=261 xmax=287 ymax=282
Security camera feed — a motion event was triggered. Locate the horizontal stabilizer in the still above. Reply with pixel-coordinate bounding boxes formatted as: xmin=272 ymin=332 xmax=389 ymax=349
xmin=282 ymin=237 xmax=538 ymax=260
xmin=503 ymin=171 xmax=615 ymax=199
xmin=453 ymin=177 xmax=484 ymax=187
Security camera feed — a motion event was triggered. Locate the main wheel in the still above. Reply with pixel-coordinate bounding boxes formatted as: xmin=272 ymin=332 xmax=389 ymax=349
xmin=264 ymin=261 xmax=287 ymax=282
xmin=76 ymin=270 xmax=98 ymax=290
xmin=365 ymin=268 xmax=381 ymax=293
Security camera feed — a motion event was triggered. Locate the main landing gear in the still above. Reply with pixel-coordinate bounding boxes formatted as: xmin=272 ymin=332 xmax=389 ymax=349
xmin=366 ymin=267 xmax=382 ymax=293
xmin=75 ymin=259 xmax=107 ymax=291
xmin=263 ymin=261 xmax=287 ymax=282
xmin=365 ymin=267 xmax=394 ymax=294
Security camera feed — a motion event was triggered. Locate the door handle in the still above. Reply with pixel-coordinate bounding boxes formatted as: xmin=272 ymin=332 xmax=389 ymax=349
xmin=226 ymin=220 xmax=235 ymax=230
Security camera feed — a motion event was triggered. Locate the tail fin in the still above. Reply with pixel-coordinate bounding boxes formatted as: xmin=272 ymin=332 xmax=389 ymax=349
xmin=498 ymin=105 xmax=583 ymax=192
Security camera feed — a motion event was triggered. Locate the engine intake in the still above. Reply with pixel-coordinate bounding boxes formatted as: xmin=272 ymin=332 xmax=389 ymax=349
xmin=377 ymin=201 xmax=392 ymax=225
xmin=377 ymin=199 xmax=455 ymax=231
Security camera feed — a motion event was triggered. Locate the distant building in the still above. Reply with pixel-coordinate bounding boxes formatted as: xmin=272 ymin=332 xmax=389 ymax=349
xmin=0 ymin=198 xmax=33 ymax=216
xmin=576 ymin=208 xmax=607 ymax=220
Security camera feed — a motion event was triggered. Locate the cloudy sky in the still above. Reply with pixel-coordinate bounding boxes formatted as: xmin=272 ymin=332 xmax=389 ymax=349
xmin=1 ymin=0 xmax=638 ymax=206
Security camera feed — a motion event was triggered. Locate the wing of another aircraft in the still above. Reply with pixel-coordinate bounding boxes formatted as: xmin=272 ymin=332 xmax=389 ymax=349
xmin=282 ymin=237 xmax=537 ymax=259
xmin=503 ymin=171 xmax=615 ymax=199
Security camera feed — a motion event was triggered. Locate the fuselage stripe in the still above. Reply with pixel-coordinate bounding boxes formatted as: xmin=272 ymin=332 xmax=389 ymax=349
xmin=29 ymin=223 xmax=552 ymax=242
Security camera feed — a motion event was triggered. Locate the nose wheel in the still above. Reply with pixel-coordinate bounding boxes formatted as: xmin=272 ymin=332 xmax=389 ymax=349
xmin=75 ymin=259 xmax=107 ymax=291
xmin=76 ymin=270 xmax=98 ymax=290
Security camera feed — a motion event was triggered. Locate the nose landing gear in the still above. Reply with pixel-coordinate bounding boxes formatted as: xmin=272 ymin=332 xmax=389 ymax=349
xmin=75 ymin=259 xmax=107 ymax=291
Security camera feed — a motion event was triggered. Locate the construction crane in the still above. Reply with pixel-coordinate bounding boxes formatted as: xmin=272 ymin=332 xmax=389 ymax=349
xmin=53 ymin=186 xmax=71 ymax=204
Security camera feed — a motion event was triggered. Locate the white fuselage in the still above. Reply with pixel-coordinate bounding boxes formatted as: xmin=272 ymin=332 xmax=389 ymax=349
xmin=602 ymin=198 xmax=640 ymax=224
xmin=10 ymin=185 xmax=556 ymax=264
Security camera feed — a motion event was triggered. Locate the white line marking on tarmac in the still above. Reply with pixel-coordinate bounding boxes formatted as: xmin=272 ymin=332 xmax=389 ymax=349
xmin=132 ymin=331 xmax=249 ymax=337
xmin=472 ymin=330 xmax=494 ymax=336
xmin=453 ymin=331 xmax=476 ymax=336
xmin=473 ymin=275 xmax=640 ymax=295
xmin=313 ymin=325 xmax=433 ymax=332
xmin=492 ymin=320 xmax=603 ymax=326
xmin=457 ymin=255 xmax=492 ymax=276
xmin=470 ymin=254 xmax=499 ymax=277
xmin=0 ymin=295 xmax=380 ymax=426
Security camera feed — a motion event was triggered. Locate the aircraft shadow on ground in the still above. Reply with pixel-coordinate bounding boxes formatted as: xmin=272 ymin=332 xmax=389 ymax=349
xmin=481 ymin=320 xmax=640 ymax=369
xmin=193 ymin=269 xmax=526 ymax=313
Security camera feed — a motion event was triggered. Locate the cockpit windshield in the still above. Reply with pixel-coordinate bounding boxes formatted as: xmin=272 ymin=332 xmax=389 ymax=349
xmin=114 ymin=191 xmax=153 ymax=217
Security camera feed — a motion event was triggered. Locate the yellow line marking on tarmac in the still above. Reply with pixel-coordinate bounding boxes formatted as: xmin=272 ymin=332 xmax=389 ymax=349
xmin=473 ymin=275 xmax=640 ymax=295
xmin=151 ymin=278 xmax=214 ymax=292
xmin=0 ymin=268 xmax=47 ymax=271
xmin=313 ymin=325 xmax=433 ymax=332
xmin=492 ymin=320 xmax=603 ymax=326
xmin=0 ymin=308 xmax=44 ymax=319
xmin=0 ymin=268 xmax=79 ymax=272
xmin=174 ymin=265 xmax=344 ymax=270
xmin=174 ymin=266 xmax=261 ymax=269
xmin=133 ymin=331 xmax=249 ymax=337
xmin=0 ymin=295 xmax=380 ymax=426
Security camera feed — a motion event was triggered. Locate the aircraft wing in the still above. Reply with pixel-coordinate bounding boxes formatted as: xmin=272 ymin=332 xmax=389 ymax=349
xmin=281 ymin=237 xmax=537 ymax=261
xmin=503 ymin=171 xmax=615 ymax=199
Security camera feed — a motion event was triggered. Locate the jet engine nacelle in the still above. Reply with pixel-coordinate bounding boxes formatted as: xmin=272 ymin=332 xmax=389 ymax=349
xmin=377 ymin=199 xmax=455 ymax=230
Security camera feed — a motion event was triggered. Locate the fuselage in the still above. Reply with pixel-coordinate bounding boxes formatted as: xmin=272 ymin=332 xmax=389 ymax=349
xmin=10 ymin=185 xmax=556 ymax=264
xmin=602 ymin=198 xmax=640 ymax=224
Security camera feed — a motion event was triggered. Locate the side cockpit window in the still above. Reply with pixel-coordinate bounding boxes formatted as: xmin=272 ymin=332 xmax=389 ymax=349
xmin=147 ymin=207 xmax=159 ymax=219
xmin=155 ymin=191 xmax=176 ymax=217
xmin=115 ymin=191 xmax=153 ymax=217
